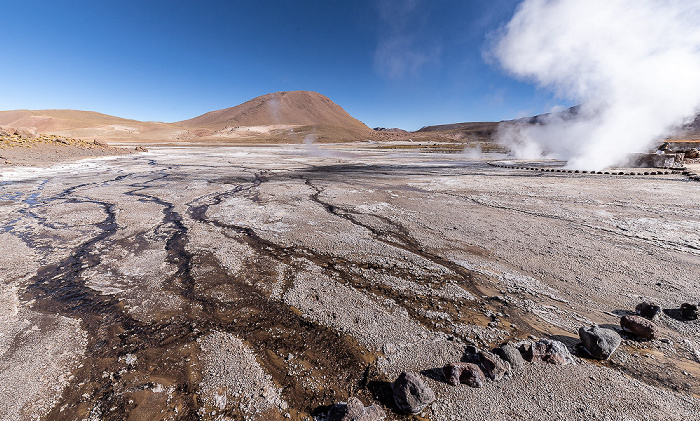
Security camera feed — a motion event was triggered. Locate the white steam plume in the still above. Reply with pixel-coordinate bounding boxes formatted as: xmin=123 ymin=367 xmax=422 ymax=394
xmin=303 ymin=134 xmax=355 ymax=158
xmin=494 ymin=0 xmax=700 ymax=170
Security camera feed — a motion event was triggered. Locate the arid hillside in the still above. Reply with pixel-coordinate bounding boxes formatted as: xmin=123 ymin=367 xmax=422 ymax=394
xmin=0 ymin=109 xmax=187 ymax=143
xmin=0 ymin=91 xmax=374 ymax=144
xmin=178 ymin=91 xmax=369 ymax=131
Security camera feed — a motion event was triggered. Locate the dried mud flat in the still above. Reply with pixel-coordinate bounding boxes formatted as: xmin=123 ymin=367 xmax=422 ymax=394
xmin=0 ymin=144 xmax=699 ymax=420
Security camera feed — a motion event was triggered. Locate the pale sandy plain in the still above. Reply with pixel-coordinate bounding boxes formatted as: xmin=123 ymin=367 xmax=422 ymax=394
xmin=0 ymin=144 xmax=699 ymax=420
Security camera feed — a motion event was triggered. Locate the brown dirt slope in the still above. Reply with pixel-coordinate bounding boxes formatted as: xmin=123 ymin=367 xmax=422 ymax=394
xmin=177 ymin=91 xmax=370 ymax=131
xmin=0 ymin=109 xmax=157 ymax=132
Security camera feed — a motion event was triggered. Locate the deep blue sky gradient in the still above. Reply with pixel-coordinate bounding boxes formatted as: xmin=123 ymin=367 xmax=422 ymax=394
xmin=1 ymin=0 xmax=568 ymax=130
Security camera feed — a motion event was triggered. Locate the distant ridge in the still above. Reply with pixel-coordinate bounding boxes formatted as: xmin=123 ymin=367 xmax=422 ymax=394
xmin=177 ymin=91 xmax=369 ymax=131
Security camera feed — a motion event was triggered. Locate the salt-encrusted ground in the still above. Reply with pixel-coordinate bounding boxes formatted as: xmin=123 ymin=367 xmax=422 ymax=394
xmin=0 ymin=145 xmax=698 ymax=420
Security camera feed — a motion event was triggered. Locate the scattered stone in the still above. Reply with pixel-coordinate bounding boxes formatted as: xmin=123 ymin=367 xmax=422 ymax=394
xmin=461 ymin=345 xmax=481 ymax=364
xmin=494 ymin=342 xmax=525 ymax=371
xmin=522 ymin=339 xmax=575 ymax=365
xmin=680 ymin=303 xmax=698 ymax=320
xmin=442 ymin=362 xmax=485 ymax=387
xmin=327 ymin=397 xmax=386 ymax=421
xmin=635 ymin=301 xmax=661 ymax=319
xmin=578 ymin=325 xmax=621 ymax=360
xmin=620 ymin=315 xmax=659 ymax=340
xmin=135 ymin=146 xmax=148 ymax=152
xmin=685 ymin=148 xmax=700 ymax=159
xmin=392 ymin=371 xmax=434 ymax=415
xmin=478 ymin=350 xmax=511 ymax=381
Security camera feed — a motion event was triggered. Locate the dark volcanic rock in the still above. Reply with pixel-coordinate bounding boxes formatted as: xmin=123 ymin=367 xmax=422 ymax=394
xmin=680 ymin=303 xmax=699 ymax=320
xmin=524 ymin=339 xmax=575 ymax=365
xmin=620 ymin=315 xmax=659 ymax=340
xmin=442 ymin=362 xmax=485 ymax=387
xmin=392 ymin=372 xmax=434 ymax=415
xmin=478 ymin=350 xmax=511 ymax=381
xmin=327 ymin=397 xmax=386 ymax=421
xmin=461 ymin=345 xmax=481 ymax=364
xmin=635 ymin=301 xmax=661 ymax=319
xmin=578 ymin=325 xmax=621 ymax=360
xmin=494 ymin=343 xmax=525 ymax=371
xmin=462 ymin=346 xmax=512 ymax=380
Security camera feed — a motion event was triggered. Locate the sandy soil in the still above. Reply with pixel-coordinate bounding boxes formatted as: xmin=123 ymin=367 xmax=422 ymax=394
xmin=0 ymin=134 xmax=134 ymax=168
xmin=0 ymin=144 xmax=698 ymax=420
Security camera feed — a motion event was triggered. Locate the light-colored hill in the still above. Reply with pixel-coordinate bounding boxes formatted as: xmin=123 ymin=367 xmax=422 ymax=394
xmin=0 ymin=109 xmax=188 ymax=143
xmin=0 ymin=109 xmax=149 ymax=132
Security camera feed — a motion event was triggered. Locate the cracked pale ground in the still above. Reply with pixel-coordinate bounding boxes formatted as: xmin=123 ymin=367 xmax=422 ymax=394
xmin=0 ymin=145 xmax=698 ymax=420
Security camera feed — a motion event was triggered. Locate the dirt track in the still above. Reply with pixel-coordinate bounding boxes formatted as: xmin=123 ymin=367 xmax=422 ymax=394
xmin=0 ymin=145 xmax=699 ymax=420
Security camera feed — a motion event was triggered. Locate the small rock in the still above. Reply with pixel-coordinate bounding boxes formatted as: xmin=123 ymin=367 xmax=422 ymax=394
xmin=93 ymin=139 xmax=109 ymax=147
xmin=620 ymin=315 xmax=659 ymax=340
xmin=392 ymin=372 xmax=434 ymax=415
xmin=523 ymin=339 xmax=575 ymax=365
xmin=635 ymin=301 xmax=661 ymax=319
xmin=478 ymin=350 xmax=511 ymax=381
xmin=442 ymin=362 xmax=485 ymax=387
xmin=135 ymin=145 xmax=148 ymax=152
xmin=494 ymin=342 xmax=525 ymax=371
xmin=680 ymin=303 xmax=698 ymax=320
xmin=578 ymin=325 xmax=621 ymax=360
xmin=327 ymin=397 xmax=386 ymax=421
xmin=461 ymin=345 xmax=481 ymax=364
xmin=685 ymin=148 xmax=700 ymax=159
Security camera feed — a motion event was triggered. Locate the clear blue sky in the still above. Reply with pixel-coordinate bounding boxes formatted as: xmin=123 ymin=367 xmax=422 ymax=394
xmin=1 ymin=0 xmax=566 ymax=130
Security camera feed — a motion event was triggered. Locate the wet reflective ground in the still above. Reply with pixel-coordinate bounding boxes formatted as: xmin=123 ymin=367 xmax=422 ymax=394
xmin=1 ymin=146 xmax=699 ymax=420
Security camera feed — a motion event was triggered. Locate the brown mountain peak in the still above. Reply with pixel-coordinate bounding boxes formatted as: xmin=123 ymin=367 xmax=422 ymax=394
xmin=177 ymin=90 xmax=368 ymax=130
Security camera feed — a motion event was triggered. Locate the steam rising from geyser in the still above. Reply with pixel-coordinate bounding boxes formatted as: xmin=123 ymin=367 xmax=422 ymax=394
xmin=494 ymin=0 xmax=700 ymax=170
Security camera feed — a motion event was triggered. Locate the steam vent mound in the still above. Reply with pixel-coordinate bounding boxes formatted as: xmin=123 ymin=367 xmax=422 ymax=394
xmin=177 ymin=90 xmax=368 ymax=131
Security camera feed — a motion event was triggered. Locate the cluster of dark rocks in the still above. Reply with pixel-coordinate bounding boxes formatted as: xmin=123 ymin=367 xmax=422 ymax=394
xmin=325 ymin=300 xmax=699 ymax=419
xmin=576 ymin=300 xmax=699 ymax=363
xmin=441 ymin=339 xmax=575 ymax=391
xmin=634 ymin=300 xmax=698 ymax=323
xmin=325 ymin=337 xmax=577 ymax=419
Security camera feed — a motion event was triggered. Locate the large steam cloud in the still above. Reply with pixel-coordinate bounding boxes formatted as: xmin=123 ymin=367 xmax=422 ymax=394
xmin=494 ymin=0 xmax=700 ymax=170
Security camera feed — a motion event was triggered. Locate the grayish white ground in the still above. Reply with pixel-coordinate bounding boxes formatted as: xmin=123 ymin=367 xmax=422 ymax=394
xmin=0 ymin=145 xmax=698 ymax=420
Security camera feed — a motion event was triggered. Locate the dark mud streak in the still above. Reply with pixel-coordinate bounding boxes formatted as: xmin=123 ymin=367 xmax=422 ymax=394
xmin=22 ymin=170 xmax=210 ymax=420
xmin=183 ymin=172 xmax=381 ymax=415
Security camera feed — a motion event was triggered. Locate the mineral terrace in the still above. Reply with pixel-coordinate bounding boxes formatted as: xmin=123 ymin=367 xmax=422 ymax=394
xmin=0 ymin=145 xmax=699 ymax=420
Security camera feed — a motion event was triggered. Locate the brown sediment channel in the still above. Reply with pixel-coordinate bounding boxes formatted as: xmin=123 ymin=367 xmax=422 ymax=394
xmin=1 ymin=146 xmax=699 ymax=420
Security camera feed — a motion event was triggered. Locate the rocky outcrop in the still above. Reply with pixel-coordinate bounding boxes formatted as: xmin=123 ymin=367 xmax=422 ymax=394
xmin=478 ymin=350 xmax=511 ymax=381
xmin=392 ymin=372 xmax=434 ymax=415
xmin=494 ymin=342 xmax=525 ymax=371
xmin=578 ymin=325 xmax=621 ymax=360
xmin=521 ymin=339 xmax=576 ymax=365
xmin=442 ymin=362 xmax=485 ymax=388
xmin=635 ymin=301 xmax=661 ymax=319
xmin=680 ymin=303 xmax=699 ymax=320
xmin=620 ymin=315 xmax=659 ymax=340
xmin=327 ymin=397 xmax=386 ymax=421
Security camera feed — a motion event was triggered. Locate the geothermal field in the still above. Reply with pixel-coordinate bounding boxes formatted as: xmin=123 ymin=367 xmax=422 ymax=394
xmin=0 ymin=139 xmax=699 ymax=420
